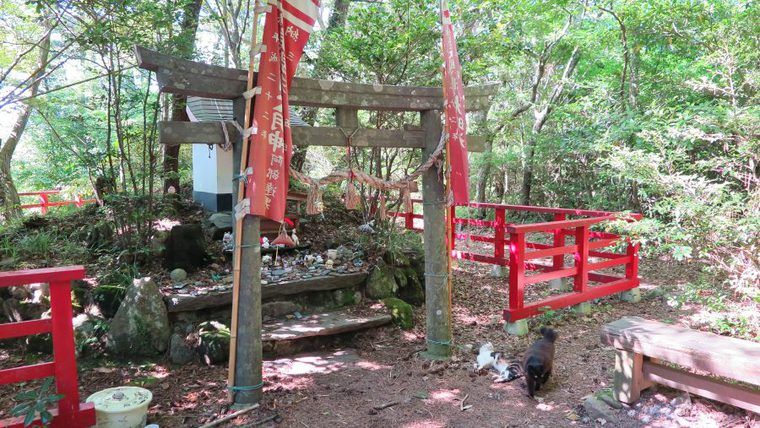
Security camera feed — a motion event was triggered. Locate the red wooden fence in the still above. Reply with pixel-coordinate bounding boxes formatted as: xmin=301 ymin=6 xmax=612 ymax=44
xmin=0 ymin=267 xmax=96 ymax=428
xmin=18 ymin=191 xmax=96 ymax=215
xmin=395 ymin=201 xmax=641 ymax=322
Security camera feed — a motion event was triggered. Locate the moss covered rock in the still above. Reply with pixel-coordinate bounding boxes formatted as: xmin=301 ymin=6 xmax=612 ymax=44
xmin=382 ymin=297 xmax=414 ymax=330
xmin=366 ymin=264 xmax=397 ymax=300
xmin=397 ymin=267 xmax=425 ymax=306
xmin=106 ymin=277 xmax=170 ymax=356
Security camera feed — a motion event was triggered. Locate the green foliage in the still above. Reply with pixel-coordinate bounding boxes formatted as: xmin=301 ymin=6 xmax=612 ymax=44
xmin=10 ymin=377 xmax=64 ymax=427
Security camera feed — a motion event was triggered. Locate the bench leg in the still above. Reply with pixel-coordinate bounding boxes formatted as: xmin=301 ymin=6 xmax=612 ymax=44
xmin=614 ymin=350 xmax=645 ymax=404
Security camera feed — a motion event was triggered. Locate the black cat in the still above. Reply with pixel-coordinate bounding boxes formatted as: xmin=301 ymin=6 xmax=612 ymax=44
xmin=523 ymin=327 xmax=558 ymax=397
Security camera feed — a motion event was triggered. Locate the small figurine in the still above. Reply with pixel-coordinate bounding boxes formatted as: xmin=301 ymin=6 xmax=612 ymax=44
xmin=261 ymin=236 xmax=270 ymax=249
xmin=325 ymin=259 xmax=334 ymax=269
xmin=262 ymin=255 xmax=273 ymax=265
xmin=222 ymin=232 xmax=233 ymax=252
xmin=291 ymin=229 xmax=300 ymax=247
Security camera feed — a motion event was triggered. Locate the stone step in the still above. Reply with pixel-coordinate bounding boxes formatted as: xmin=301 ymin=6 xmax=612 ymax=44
xmin=164 ymin=272 xmax=367 ymax=313
xmin=263 ymin=308 xmax=391 ymax=342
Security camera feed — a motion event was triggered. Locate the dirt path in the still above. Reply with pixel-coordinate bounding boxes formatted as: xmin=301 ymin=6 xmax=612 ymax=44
xmin=1 ymin=257 xmax=757 ymax=427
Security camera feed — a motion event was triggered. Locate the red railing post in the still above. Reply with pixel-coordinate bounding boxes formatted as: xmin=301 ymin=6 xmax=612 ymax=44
xmin=48 ymin=280 xmax=80 ymax=424
xmin=39 ymin=193 xmax=50 ymax=215
xmin=494 ymin=207 xmax=506 ymax=264
xmin=405 ymin=207 xmax=414 ymax=230
xmin=552 ymin=213 xmax=566 ymax=270
xmin=626 ymin=239 xmax=640 ymax=283
xmin=573 ymin=225 xmax=589 ymax=292
xmin=508 ymin=232 xmax=526 ymax=312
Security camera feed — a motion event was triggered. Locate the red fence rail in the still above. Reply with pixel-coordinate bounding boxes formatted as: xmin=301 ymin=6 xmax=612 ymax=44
xmin=0 ymin=267 xmax=96 ymax=428
xmin=394 ymin=200 xmax=641 ymax=322
xmin=18 ymin=191 xmax=96 ymax=215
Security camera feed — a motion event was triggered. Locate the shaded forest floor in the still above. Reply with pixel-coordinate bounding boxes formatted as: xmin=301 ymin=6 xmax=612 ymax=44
xmin=4 ymin=255 xmax=758 ymax=427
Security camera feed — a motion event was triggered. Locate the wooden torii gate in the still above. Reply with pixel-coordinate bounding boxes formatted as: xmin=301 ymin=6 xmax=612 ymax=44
xmin=135 ymin=45 xmax=497 ymax=404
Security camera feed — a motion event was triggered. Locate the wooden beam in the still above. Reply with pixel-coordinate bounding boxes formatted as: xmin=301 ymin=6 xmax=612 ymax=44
xmin=158 ymin=121 xmax=487 ymax=152
xmin=135 ymin=45 xmax=498 ymax=112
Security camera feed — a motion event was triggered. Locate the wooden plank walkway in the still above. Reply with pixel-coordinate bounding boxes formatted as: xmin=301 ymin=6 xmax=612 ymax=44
xmin=263 ymin=309 xmax=391 ymax=342
xmin=164 ymin=272 xmax=368 ymax=313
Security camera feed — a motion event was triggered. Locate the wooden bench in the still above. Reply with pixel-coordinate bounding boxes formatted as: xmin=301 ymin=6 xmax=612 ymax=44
xmin=601 ymin=316 xmax=760 ymax=414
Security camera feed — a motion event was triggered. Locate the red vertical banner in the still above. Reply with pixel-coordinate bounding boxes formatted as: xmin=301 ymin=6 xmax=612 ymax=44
xmin=247 ymin=0 xmax=320 ymax=222
xmin=440 ymin=0 xmax=469 ymax=205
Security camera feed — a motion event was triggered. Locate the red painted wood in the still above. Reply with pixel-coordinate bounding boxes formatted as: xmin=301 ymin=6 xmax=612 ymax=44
xmin=552 ymin=213 xmax=566 ymax=269
xmin=453 ymin=217 xmax=496 ymax=228
xmin=0 ymin=268 xmax=92 ymax=427
xmin=0 ymin=266 xmax=85 ymax=288
xmin=508 ymin=232 xmax=526 ymax=310
xmin=0 ymin=319 xmax=52 ymax=340
xmin=524 ymin=266 xmax=578 ymax=286
xmin=39 ymin=194 xmax=49 ymax=215
xmin=589 ymin=250 xmax=627 ymax=259
xmin=452 ymin=233 xmax=493 ymax=243
xmin=503 ymin=278 xmax=638 ymax=321
xmin=588 ymin=256 xmax=632 ymax=271
xmin=494 ymin=208 xmax=506 ymax=262
xmin=0 ymin=362 xmax=55 ymax=385
xmin=524 ymin=244 xmax=578 ymax=260
xmin=48 ymin=281 xmax=80 ymax=418
xmin=574 ymin=226 xmax=590 ymax=293
xmin=626 ymin=241 xmax=640 ymax=282
xmin=588 ymin=238 xmax=620 ymax=250
xmin=589 ymin=272 xmax=626 ymax=283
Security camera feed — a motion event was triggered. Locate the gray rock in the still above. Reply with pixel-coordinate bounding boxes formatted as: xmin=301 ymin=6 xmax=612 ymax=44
xmin=366 ymin=265 xmax=397 ymax=300
xmin=262 ymin=301 xmax=300 ymax=320
xmin=583 ymin=396 xmax=618 ymax=423
xmin=106 ymin=277 xmax=171 ymax=356
xmin=169 ymin=333 xmax=195 ymax=365
xmin=207 ymin=212 xmax=233 ymax=239
xmin=209 ymin=212 xmax=233 ymax=229
xmin=170 ymin=268 xmax=187 ymax=283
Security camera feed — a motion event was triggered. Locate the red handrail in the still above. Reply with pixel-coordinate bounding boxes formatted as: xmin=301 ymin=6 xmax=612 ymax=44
xmin=0 ymin=266 xmax=96 ymax=428
xmin=18 ymin=190 xmax=96 ymax=215
xmin=394 ymin=201 xmax=641 ymax=322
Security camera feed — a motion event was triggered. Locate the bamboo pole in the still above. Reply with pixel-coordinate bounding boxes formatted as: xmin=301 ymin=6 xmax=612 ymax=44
xmin=228 ymin=1 xmax=265 ymax=404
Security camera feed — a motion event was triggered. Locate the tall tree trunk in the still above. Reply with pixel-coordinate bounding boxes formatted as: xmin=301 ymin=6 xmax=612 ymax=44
xmin=0 ymin=23 xmax=51 ymax=220
xmin=520 ymin=47 xmax=580 ymax=206
xmin=163 ymin=0 xmax=203 ymax=193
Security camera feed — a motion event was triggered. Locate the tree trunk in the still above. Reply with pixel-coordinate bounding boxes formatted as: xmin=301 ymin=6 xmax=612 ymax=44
xmin=520 ymin=47 xmax=581 ymax=206
xmin=163 ymin=0 xmax=203 ymax=193
xmin=0 ymin=23 xmax=51 ymax=220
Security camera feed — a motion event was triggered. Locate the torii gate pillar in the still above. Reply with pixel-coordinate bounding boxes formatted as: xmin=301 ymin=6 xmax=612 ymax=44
xmin=420 ymin=110 xmax=452 ymax=360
